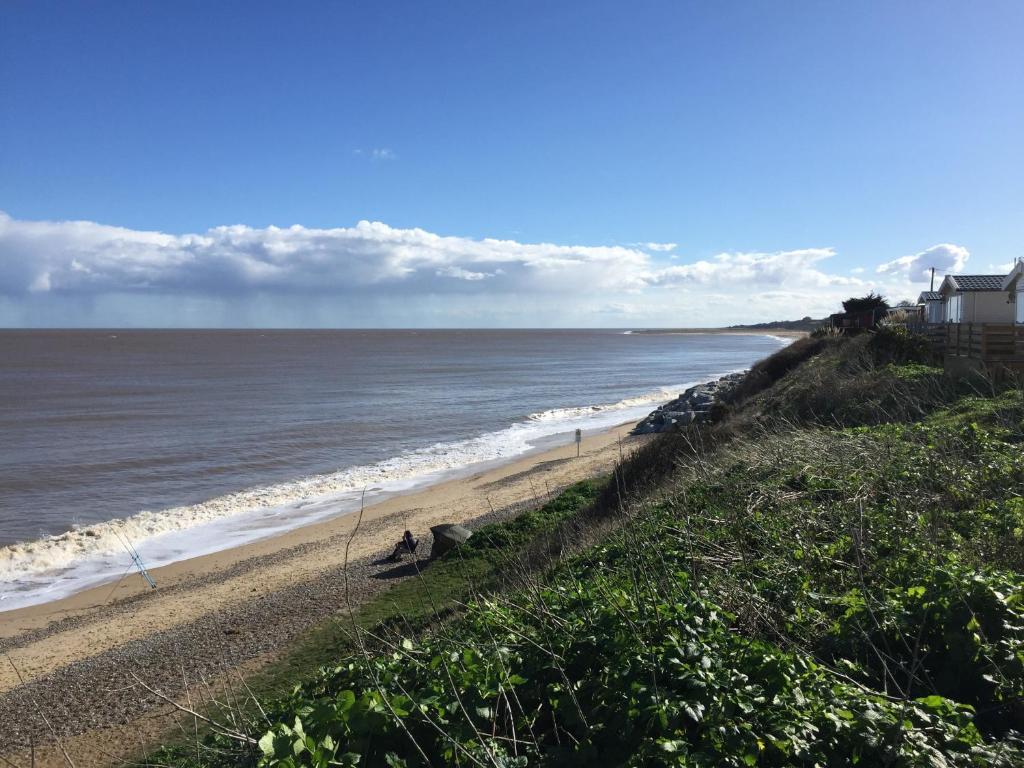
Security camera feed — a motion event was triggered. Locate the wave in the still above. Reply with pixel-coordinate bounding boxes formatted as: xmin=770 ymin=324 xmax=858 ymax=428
xmin=526 ymin=386 xmax=681 ymax=422
xmin=0 ymin=380 xmax=704 ymax=610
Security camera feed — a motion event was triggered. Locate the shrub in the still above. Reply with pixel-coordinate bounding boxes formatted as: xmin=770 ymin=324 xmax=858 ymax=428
xmin=868 ymin=325 xmax=934 ymax=365
xmin=722 ymin=335 xmax=835 ymax=406
xmin=249 ymin=557 xmax=1017 ymax=767
xmin=825 ymin=563 xmax=1024 ymax=734
xmin=841 ymin=292 xmax=889 ymax=313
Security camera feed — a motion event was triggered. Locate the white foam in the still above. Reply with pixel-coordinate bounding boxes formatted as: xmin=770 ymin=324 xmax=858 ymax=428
xmin=526 ymin=386 xmax=681 ymax=422
xmin=0 ymin=379 xmax=707 ymax=611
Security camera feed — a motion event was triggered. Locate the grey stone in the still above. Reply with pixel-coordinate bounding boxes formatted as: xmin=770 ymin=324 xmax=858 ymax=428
xmin=630 ymin=369 xmax=747 ymax=435
xmin=429 ymin=524 xmax=473 ymax=558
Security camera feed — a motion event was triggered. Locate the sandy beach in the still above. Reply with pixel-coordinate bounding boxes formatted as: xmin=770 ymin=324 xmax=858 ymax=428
xmin=0 ymin=420 xmax=652 ymax=767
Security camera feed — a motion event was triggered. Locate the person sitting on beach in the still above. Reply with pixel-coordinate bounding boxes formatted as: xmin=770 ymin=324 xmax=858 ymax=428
xmin=390 ymin=529 xmax=418 ymax=561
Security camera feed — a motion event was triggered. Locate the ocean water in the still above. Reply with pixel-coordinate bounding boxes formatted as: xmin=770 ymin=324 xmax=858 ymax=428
xmin=0 ymin=329 xmax=787 ymax=610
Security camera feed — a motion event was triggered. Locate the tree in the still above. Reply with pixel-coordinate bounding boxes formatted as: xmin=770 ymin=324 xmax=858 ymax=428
xmin=841 ymin=292 xmax=889 ymax=313
xmin=896 ymin=299 xmax=915 ymax=308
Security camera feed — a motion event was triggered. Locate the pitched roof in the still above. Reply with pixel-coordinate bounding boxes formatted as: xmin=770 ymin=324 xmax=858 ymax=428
xmin=944 ymin=274 xmax=1005 ymax=292
xmin=917 ymin=291 xmax=942 ymax=302
xmin=1002 ymin=262 xmax=1024 ymax=290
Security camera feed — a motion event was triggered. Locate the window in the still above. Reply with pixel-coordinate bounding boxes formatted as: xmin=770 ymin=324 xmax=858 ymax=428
xmin=1017 ymin=289 xmax=1024 ymax=324
xmin=946 ymin=294 xmax=962 ymax=323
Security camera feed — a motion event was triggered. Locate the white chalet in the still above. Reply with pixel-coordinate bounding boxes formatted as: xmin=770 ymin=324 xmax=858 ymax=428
xmin=916 ymin=291 xmax=944 ymax=324
xmin=938 ymin=274 xmax=1014 ymax=324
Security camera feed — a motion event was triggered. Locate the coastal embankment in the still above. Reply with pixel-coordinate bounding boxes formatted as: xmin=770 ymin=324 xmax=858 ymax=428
xmin=138 ymin=331 xmax=1024 ymax=766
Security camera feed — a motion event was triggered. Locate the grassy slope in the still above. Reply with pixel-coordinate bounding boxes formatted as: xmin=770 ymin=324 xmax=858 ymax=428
xmin=152 ymin=333 xmax=1024 ymax=767
xmin=253 ymin=480 xmax=607 ymax=695
xmin=148 ymin=480 xmax=609 ymax=758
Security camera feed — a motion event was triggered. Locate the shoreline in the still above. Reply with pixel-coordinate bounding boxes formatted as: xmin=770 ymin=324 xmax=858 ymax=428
xmin=0 ymin=353 xmax=794 ymax=765
xmin=0 ymin=415 xmax=653 ymax=619
xmin=0 ymin=418 xmax=652 ymax=765
xmin=1 ymin=331 xmax=793 ymax=618
xmin=0 ymin=419 xmax=649 ymax=676
xmin=1 ymin=386 xmax=714 ymax=615
xmin=0 ymin=354 xmax=789 ymax=642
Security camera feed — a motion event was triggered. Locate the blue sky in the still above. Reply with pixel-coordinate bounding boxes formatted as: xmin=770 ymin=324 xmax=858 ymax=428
xmin=1 ymin=1 xmax=1022 ymax=327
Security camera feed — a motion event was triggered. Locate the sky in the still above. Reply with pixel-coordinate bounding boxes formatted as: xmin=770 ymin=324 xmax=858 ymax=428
xmin=1 ymin=0 xmax=1022 ymax=328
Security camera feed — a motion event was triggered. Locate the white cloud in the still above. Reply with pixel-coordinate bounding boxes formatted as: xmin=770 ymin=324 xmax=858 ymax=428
xmin=436 ymin=266 xmax=490 ymax=281
xmin=987 ymin=261 xmax=1016 ymax=274
xmin=354 ymin=148 xmax=397 ymax=160
xmin=647 ymin=248 xmax=861 ymax=290
xmin=0 ymin=211 xmax=965 ymax=327
xmin=876 ymin=243 xmax=969 ymax=283
xmin=0 ymin=212 xmax=650 ymax=298
xmin=641 ymin=242 xmax=677 ymax=252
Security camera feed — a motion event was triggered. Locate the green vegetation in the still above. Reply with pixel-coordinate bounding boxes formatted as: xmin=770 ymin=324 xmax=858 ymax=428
xmin=841 ymin=292 xmax=890 ymax=313
xmin=152 ymin=335 xmax=1024 ymax=767
xmin=148 ymin=481 xmax=607 ymax=760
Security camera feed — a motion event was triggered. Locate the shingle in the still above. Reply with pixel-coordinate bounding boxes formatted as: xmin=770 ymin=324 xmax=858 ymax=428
xmin=917 ymin=291 xmax=942 ymax=302
xmin=948 ymin=275 xmax=1005 ymax=292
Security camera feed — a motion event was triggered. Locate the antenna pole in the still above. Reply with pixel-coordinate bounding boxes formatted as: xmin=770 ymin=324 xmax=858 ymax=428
xmin=930 ymin=267 xmax=935 ymax=291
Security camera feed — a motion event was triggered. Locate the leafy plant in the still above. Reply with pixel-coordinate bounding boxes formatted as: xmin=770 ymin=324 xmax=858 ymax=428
xmin=842 ymin=292 xmax=889 ymax=313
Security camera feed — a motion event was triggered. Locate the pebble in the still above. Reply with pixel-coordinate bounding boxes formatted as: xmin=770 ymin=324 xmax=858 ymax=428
xmin=0 ymin=495 xmax=547 ymax=755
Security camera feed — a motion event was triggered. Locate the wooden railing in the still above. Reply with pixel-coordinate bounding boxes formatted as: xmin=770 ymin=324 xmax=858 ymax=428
xmin=905 ymin=322 xmax=946 ymax=354
xmin=945 ymin=323 xmax=1024 ymax=361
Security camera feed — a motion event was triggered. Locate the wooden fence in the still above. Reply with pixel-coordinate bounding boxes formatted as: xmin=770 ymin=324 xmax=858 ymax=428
xmin=944 ymin=323 xmax=1024 ymax=361
xmin=905 ymin=322 xmax=946 ymax=355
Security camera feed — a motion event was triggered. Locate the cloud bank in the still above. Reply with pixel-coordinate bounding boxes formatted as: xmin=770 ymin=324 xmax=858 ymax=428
xmin=0 ymin=213 xmax=651 ymax=297
xmin=876 ymin=243 xmax=970 ymax=282
xmin=0 ymin=212 xmax=970 ymax=327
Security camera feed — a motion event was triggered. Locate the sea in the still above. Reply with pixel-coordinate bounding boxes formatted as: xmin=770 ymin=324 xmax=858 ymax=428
xmin=0 ymin=329 xmax=787 ymax=611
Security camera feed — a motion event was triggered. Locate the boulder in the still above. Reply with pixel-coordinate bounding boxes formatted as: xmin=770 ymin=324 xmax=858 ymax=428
xmin=430 ymin=523 xmax=473 ymax=558
xmin=630 ymin=370 xmax=748 ymax=435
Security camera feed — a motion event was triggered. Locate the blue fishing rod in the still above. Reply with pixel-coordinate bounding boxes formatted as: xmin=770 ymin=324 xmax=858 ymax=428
xmin=115 ymin=532 xmax=157 ymax=589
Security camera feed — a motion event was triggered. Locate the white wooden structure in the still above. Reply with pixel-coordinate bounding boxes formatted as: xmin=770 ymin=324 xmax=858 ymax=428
xmin=1003 ymin=262 xmax=1024 ymax=325
xmin=938 ymin=274 xmax=1015 ymax=324
xmin=939 ymin=269 xmax=1024 ymax=375
xmin=916 ymin=290 xmax=944 ymax=324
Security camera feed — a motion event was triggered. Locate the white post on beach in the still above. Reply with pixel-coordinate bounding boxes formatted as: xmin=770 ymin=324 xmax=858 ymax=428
xmin=575 ymin=428 xmax=582 ymax=457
